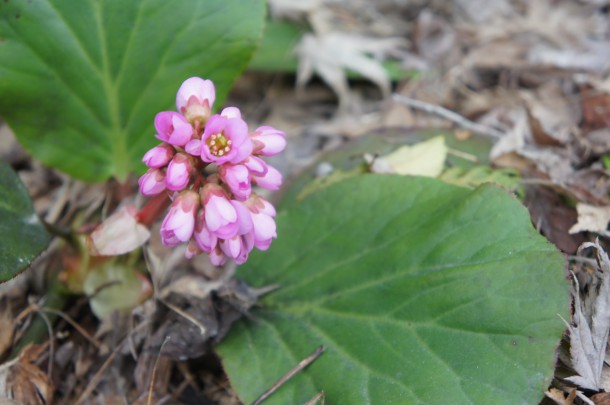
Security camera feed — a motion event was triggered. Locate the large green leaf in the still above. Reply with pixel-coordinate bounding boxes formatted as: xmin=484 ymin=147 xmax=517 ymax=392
xmin=0 ymin=0 xmax=265 ymax=182
xmin=0 ymin=161 xmax=50 ymax=282
xmin=218 ymin=175 xmax=568 ymax=404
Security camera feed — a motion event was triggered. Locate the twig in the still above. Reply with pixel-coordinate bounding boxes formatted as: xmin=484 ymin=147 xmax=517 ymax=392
xmin=251 ymin=346 xmax=325 ymax=405
xmin=147 ymin=336 xmax=171 ymax=405
xmin=392 ymin=94 xmax=504 ymax=139
xmin=304 ymin=391 xmax=325 ymax=405
xmin=41 ymin=307 xmax=102 ymax=349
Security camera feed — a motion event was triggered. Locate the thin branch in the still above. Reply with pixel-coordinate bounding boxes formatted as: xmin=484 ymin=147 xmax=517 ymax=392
xmin=251 ymin=346 xmax=325 ymax=405
xmin=392 ymin=94 xmax=504 ymax=139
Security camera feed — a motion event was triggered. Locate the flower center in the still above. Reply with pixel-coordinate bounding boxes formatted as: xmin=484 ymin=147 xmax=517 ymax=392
xmin=207 ymin=133 xmax=232 ymax=157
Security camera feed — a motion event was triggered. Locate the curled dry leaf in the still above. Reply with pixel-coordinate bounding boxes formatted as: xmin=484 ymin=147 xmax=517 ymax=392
xmin=296 ymin=32 xmax=406 ymax=107
xmin=564 ymin=241 xmax=610 ymax=391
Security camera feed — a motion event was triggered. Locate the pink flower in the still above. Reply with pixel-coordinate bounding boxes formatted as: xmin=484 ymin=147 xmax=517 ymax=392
xmin=193 ymin=210 xmax=218 ymax=253
xmin=154 ymin=112 xmax=193 ymax=147
xmin=243 ymin=156 xmax=267 ymax=176
xmin=220 ymin=107 xmax=242 ymax=119
xmin=251 ymin=126 xmax=286 ymax=156
xmin=160 ymin=190 xmax=199 ymax=246
xmin=209 ymin=246 xmax=227 ymax=266
xmin=219 ymin=164 xmax=251 ymax=201
xmin=201 ymin=184 xmax=253 ymax=239
xmin=176 ymin=77 xmax=215 ymax=123
xmin=184 ymin=139 xmax=202 ymax=156
xmin=165 ymin=153 xmax=192 ymax=191
xmin=139 ymin=169 xmax=166 ymax=196
xmin=251 ymin=163 xmax=282 ymax=191
xmin=142 ymin=144 xmax=175 ymax=168
xmin=220 ymin=233 xmax=254 ymax=264
xmin=201 ymin=115 xmax=253 ymax=165
xmin=245 ymin=194 xmax=277 ymax=251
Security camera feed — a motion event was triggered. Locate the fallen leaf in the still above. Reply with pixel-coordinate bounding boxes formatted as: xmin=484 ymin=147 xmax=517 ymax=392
xmin=564 ymin=242 xmax=610 ymax=391
xmin=88 ymin=205 xmax=150 ymax=256
xmin=375 ymin=135 xmax=448 ymax=177
xmin=296 ymin=32 xmax=406 ymax=108
xmin=2 ymin=345 xmax=53 ymax=405
xmin=570 ymin=204 xmax=610 ymax=237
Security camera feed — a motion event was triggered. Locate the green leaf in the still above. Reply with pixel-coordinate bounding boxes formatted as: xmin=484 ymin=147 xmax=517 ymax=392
xmin=0 ymin=161 xmax=50 ymax=282
xmin=0 ymin=0 xmax=265 ymax=182
xmin=218 ymin=175 xmax=568 ymax=404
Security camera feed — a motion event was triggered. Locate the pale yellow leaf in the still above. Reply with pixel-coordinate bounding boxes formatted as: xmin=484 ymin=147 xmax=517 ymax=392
xmin=378 ymin=136 xmax=448 ymax=177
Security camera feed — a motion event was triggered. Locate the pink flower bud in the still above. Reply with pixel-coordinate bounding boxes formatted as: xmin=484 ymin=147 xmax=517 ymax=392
xmin=165 ymin=153 xmax=192 ymax=191
xmin=251 ymin=126 xmax=286 ymax=156
xmin=243 ymin=156 xmax=268 ymax=176
xmin=252 ymin=163 xmax=282 ymax=191
xmin=154 ymin=111 xmax=193 ymax=147
xmin=201 ymin=184 xmax=252 ymax=239
xmin=176 ymin=77 xmax=215 ymax=123
xmin=160 ymin=190 xmax=199 ymax=246
xmin=219 ymin=164 xmax=251 ymax=201
xmin=220 ymin=107 xmax=242 ymax=119
xmin=220 ymin=233 xmax=254 ymax=264
xmin=209 ymin=246 xmax=228 ymax=266
xmin=142 ymin=144 xmax=175 ymax=168
xmin=185 ymin=240 xmax=201 ymax=259
xmin=139 ymin=168 xmax=166 ymax=196
xmin=201 ymin=115 xmax=253 ymax=165
xmin=185 ymin=139 xmax=202 ymax=156
xmin=245 ymin=195 xmax=277 ymax=251
xmin=194 ymin=210 xmax=217 ymax=253
xmin=88 ymin=206 xmax=150 ymax=256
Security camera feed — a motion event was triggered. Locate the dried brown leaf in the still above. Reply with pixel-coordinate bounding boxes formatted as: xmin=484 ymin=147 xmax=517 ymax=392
xmin=570 ymin=204 xmax=610 ymax=236
xmin=4 ymin=345 xmax=53 ymax=405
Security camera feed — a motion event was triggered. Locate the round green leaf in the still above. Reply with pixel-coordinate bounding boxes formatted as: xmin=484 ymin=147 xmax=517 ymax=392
xmin=0 ymin=161 xmax=50 ymax=282
xmin=0 ymin=0 xmax=265 ymax=182
xmin=218 ymin=175 xmax=568 ymax=404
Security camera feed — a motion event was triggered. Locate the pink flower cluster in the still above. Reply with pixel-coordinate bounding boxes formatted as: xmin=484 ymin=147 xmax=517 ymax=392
xmin=138 ymin=77 xmax=285 ymax=265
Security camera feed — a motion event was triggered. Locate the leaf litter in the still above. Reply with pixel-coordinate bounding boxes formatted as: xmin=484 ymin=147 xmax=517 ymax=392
xmin=2 ymin=0 xmax=610 ymax=403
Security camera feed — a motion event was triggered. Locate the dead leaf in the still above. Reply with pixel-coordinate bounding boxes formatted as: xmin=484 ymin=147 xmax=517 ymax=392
xmin=0 ymin=305 xmax=14 ymax=361
xmin=3 ymin=345 xmax=53 ymax=405
xmin=88 ymin=205 xmax=150 ymax=256
xmin=570 ymin=204 xmax=610 ymax=237
xmin=296 ymin=32 xmax=406 ymax=108
xmin=564 ymin=241 xmax=610 ymax=390
xmin=373 ymin=136 xmax=448 ymax=177
xmin=593 ymin=392 xmax=610 ymax=405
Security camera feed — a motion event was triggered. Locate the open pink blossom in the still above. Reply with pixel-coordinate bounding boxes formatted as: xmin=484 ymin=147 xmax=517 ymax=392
xmin=201 ymin=115 xmax=253 ymax=165
xmin=142 ymin=144 xmax=175 ymax=168
xmin=251 ymin=126 xmax=286 ymax=156
xmin=176 ymin=77 xmax=215 ymax=123
xmin=160 ymin=190 xmax=199 ymax=247
xmin=245 ymin=194 xmax=277 ymax=250
xmin=165 ymin=153 xmax=192 ymax=191
xmin=154 ymin=111 xmax=193 ymax=147
xmin=139 ymin=168 xmax=166 ymax=196
xmin=219 ymin=164 xmax=251 ymax=201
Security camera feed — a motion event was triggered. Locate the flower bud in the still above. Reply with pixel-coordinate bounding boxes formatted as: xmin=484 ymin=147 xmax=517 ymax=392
xmin=219 ymin=164 xmax=251 ymax=201
xmin=165 ymin=153 xmax=192 ymax=191
xmin=160 ymin=190 xmax=199 ymax=246
xmin=138 ymin=168 xmax=166 ymax=196
xmin=176 ymin=77 xmax=215 ymax=124
xmin=154 ymin=111 xmax=193 ymax=147
xmin=142 ymin=144 xmax=175 ymax=168
xmin=251 ymin=126 xmax=286 ymax=156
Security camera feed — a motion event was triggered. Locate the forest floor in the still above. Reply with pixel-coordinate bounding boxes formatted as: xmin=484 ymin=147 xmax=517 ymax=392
xmin=2 ymin=0 xmax=610 ymax=404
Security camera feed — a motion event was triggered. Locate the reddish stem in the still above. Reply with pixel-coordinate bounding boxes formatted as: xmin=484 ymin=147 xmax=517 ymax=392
xmin=136 ymin=193 xmax=171 ymax=226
